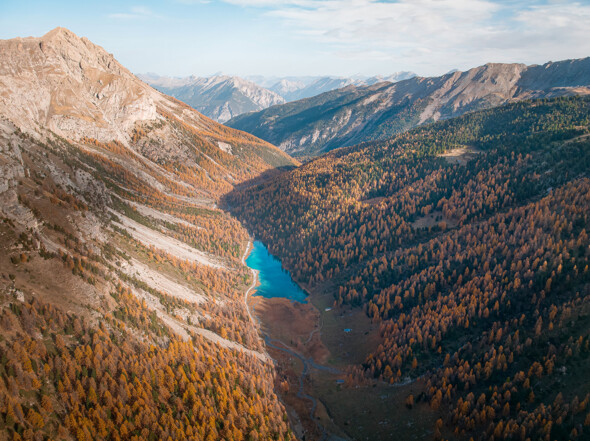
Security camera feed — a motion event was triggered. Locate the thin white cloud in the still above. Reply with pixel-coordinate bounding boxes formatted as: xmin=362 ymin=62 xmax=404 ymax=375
xmin=109 ymin=6 xmax=164 ymax=20
xmin=174 ymin=0 xmax=211 ymax=4
xmin=218 ymin=0 xmax=590 ymax=74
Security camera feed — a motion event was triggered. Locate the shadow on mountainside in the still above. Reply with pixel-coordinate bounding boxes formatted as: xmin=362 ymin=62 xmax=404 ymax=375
xmin=220 ymin=165 xmax=296 ymax=211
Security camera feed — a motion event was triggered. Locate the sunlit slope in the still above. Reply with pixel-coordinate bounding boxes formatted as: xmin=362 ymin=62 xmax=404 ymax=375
xmin=0 ymin=28 xmax=296 ymax=441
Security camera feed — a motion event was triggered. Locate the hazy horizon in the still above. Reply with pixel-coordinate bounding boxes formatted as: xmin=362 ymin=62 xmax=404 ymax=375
xmin=1 ymin=0 xmax=589 ymax=78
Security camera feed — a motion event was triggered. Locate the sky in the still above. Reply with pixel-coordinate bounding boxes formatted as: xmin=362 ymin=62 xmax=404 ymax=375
xmin=1 ymin=0 xmax=590 ymax=78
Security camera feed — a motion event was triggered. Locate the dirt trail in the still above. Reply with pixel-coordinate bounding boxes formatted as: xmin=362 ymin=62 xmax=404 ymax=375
xmin=241 ymin=240 xmax=258 ymax=323
xmin=264 ymin=335 xmax=341 ymax=441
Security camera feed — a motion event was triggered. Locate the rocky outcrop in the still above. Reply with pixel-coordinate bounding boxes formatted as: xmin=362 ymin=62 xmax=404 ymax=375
xmin=227 ymin=58 xmax=590 ymax=157
xmin=0 ymin=28 xmax=296 ymax=177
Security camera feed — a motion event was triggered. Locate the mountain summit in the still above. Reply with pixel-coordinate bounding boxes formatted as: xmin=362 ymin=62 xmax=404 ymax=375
xmin=227 ymin=58 xmax=590 ymax=156
xmin=1 ymin=27 xmax=159 ymax=142
xmin=0 ymin=27 xmax=296 ymax=441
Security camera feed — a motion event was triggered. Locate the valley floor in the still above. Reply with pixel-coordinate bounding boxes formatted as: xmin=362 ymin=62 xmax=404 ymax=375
xmin=248 ymin=289 xmax=443 ymax=441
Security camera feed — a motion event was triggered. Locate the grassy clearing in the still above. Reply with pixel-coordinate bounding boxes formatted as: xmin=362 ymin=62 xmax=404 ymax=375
xmin=309 ymin=290 xmax=381 ymax=366
xmin=312 ymin=370 xmax=440 ymax=441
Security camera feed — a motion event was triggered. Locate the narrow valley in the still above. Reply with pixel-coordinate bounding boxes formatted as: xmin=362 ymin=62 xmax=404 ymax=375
xmin=227 ymin=97 xmax=590 ymax=440
xmin=1 ymin=9 xmax=590 ymax=441
xmin=242 ymin=238 xmax=440 ymax=441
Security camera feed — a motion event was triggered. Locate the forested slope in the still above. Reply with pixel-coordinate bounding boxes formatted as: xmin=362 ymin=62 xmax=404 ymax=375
xmin=225 ymin=96 xmax=590 ymax=440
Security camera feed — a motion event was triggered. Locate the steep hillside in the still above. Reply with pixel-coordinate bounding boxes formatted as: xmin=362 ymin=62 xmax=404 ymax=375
xmin=0 ymin=28 xmax=296 ymax=441
xmin=139 ymin=74 xmax=286 ymax=123
xmin=227 ymin=58 xmax=590 ymax=157
xmin=225 ymin=96 xmax=590 ymax=440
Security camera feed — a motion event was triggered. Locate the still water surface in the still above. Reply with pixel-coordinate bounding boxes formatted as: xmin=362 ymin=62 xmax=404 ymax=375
xmin=245 ymin=240 xmax=308 ymax=303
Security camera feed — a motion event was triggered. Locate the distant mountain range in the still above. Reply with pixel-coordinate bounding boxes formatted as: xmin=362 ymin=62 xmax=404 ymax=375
xmin=227 ymin=58 xmax=590 ymax=156
xmin=258 ymin=72 xmax=416 ymax=102
xmin=139 ymin=72 xmax=416 ymax=122
xmin=138 ymin=73 xmax=286 ymax=123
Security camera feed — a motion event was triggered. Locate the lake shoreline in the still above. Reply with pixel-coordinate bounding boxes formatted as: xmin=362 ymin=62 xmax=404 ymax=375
xmin=243 ymin=239 xmax=349 ymax=440
xmin=244 ymin=239 xmax=309 ymax=303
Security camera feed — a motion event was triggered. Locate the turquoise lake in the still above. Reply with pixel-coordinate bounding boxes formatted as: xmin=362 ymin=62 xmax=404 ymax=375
xmin=246 ymin=240 xmax=308 ymax=303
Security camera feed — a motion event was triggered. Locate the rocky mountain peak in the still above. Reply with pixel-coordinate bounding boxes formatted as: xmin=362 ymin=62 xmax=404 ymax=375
xmin=42 ymin=26 xmax=74 ymax=39
xmin=0 ymin=28 xmax=158 ymax=142
xmin=39 ymin=27 xmax=127 ymax=77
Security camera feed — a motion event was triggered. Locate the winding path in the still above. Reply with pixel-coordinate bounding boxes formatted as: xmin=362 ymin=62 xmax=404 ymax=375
xmin=241 ymin=239 xmax=341 ymax=440
xmin=264 ymin=336 xmax=327 ymax=440
xmin=241 ymin=240 xmax=258 ymax=324
xmin=264 ymin=335 xmax=341 ymax=441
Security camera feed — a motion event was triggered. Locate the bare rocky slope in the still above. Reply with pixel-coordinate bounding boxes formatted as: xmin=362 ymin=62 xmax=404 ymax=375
xmin=227 ymin=58 xmax=590 ymax=157
xmin=139 ymin=73 xmax=286 ymax=123
xmin=0 ymin=28 xmax=297 ymax=441
xmin=0 ymin=28 xmax=295 ymax=170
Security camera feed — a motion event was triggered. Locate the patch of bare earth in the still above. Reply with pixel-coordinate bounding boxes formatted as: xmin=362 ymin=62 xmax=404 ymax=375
xmin=119 ymin=257 xmax=206 ymax=304
xmin=249 ymin=294 xmax=349 ymax=440
xmin=360 ymin=196 xmax=385 ymax=206
xmin=411 ymin=210 xmax=458 ymax=230
xmin=251 ymin=296 xmax=330 ymax=363
xmin=126 ymin=200 xmax=201 ymax=229
xmin=438 ymin=146 xmax=482 ymax=165
xmin=110 ymin=211 xmax=224 ymax=269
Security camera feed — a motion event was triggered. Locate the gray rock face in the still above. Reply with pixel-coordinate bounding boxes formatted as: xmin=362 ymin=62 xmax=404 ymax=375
xmin=0 ymin=27 xmax=296 ymax=172
xmin=0 ymin=27 xmax=158 ymax=143
xmin=227 ymin=58 xmax=590 ymax=157
xmin=0 ymin=118 xmax=38 ymax=228
xmin=139 ymin=74 xmax=286 ymax=123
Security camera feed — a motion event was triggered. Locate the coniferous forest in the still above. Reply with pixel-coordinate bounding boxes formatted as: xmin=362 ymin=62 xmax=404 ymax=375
xmin=1 ymin=20 xmax=590 ymax=441
xmin=225 ymin=96 xmax=590 ymax=440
